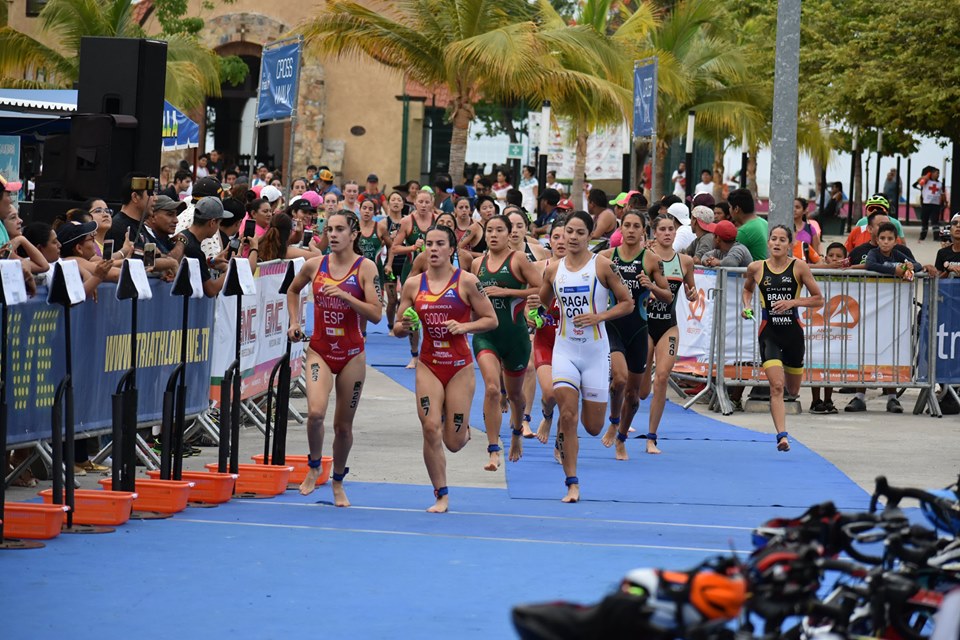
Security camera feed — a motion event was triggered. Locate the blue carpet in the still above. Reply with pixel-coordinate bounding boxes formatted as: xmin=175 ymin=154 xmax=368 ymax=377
xmin=364 ymin=330 xmax=869 ymax=509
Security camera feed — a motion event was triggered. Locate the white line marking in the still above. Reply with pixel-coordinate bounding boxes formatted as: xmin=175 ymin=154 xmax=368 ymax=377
xmin=226 ymin=500 xmax=754 ymax=531
xmin=175 ymin=518 xmax=750 ymax=554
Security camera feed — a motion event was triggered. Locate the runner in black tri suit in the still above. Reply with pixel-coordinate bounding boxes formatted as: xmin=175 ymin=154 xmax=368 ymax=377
xmin=383 ymin=191 xmax=407 ymax=334
xmin=600 ymin=210 xmax=671 ymax=460
xmin=742 ymin=225 xmax=823 ymax=452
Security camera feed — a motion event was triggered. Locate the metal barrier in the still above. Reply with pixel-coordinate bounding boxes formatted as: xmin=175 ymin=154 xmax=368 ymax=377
xmin=669 ymin=267 xmax=941 ymax=417
xmin=699 ymin=267 xmax=941 ymax=417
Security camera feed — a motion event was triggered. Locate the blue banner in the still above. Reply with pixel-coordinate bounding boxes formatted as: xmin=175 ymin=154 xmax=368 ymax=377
xmin=918 ymin=279 xmax=960 ymax=383
xmin=162 ymin=101 xmax=200 ymax=151
xmin=3 ymin=280 xmax=214 ymax=445
xmin=256 ymin=40 xmax=302 ymax=124
xmin=633 ymin=58 xmax=657 ymax=138
xmin=0 ymin=134 xmax=21 ymax=201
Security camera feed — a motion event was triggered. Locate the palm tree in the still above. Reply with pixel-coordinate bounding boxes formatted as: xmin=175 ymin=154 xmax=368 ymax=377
xmin=647 ymin=0 xmax=765 ymax=196
xmin=299 ymin=0 xmax=632 ymax=186
xmin=0 ymin=0 xmax=222 ymax=110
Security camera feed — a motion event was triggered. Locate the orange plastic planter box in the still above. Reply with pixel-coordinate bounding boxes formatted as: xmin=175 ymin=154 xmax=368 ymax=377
xmin=3 ymin=503 xmax=70 ymax=540
xmin=204 ymin=463 xmax=292 ymax=496
xmin=146 ymin=470 xmax=236 ymax=504
xmin=40 ymin=489 xmax=136 ymax=526
xmin=98 ymin=478 xmax=194 ymax=514
xmin=251 ymin=454 xmax=332 ymax=487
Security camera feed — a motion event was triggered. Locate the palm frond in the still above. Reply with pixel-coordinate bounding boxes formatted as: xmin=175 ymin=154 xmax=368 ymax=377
xmin=0 ymin=27 xmax=73 ymax=84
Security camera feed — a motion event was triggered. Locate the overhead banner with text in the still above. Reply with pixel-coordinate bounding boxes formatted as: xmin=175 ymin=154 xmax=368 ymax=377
xmin=256 ymin=39 xmax=303 ymax=124
xmin=210 ymin=260 xmax=307 ymax=401
xmin=675 ymin=269 xmax=913 ymax=382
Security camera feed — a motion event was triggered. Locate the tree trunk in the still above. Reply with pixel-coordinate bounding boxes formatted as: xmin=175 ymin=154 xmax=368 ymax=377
xmin=501 ymin=105 xmax=518 ymax=144
xmin=853 ymin=153 xmax=862 ymax=216
xmin=747 ymin=142 xmax=760 ymax=198
xmin=448 ymin=98 xmax=475 ymax=184
xmin=951 ymin=136 xmax=960 ymax=216
xmin=813 ymin=154 xmax=824 ymax=199
xmin=712 ymin=141 xmax=724 ymax=201
xmin=571 ymin=126 xmax=588 ymax=209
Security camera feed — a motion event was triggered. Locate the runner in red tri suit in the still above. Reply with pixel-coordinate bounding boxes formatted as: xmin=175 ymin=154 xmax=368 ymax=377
xmin=395 ymin=225 xmax=497 ymax=513
xmin=286 ymin=212 xmax=383 ymax=507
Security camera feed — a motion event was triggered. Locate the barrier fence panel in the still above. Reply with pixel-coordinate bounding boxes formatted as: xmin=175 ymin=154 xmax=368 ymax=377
xmin=674 ymin=267 xmax=941 ymax=417
xmin=4 ymin=280 xmax=215 ymax=447
xmin=209 ymin=259 xmax=307 ymax=404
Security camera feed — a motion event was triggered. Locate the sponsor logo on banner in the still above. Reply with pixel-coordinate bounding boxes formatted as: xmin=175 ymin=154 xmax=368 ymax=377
xmin=803 ymin=295 xmax=860 ymax=331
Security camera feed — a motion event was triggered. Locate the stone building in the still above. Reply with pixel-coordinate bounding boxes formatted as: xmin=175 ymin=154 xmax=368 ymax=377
xmin=10 ymin=0 xmax=452 ymax=188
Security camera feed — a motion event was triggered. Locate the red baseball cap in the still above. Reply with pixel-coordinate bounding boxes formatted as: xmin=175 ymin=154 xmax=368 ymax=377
xmin=0 ymin=173 xmax=22 ymax=193
xmin=556 ymin=198 xmax=574 ymax=210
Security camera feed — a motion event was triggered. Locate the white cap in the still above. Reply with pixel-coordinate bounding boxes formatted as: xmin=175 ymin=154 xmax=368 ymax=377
xmin=261 ymin=185 xmax=283 ymax=203
xmin=667 ymin=202 xmax=691 ymax=225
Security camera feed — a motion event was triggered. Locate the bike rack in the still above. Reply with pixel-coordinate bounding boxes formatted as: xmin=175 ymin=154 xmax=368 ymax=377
xmin=159 ymin=259 xmax=203 ymax=481
xmin=0 ymin=260 xmax=45 ymax=549
xmin=217 ymin=258 xmax=255 ymax=475
xmin=262 ymin=260 xmax=299 ymax=466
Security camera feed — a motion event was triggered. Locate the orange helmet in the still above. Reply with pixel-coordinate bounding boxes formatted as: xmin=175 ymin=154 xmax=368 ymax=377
xmin=689 ymin=570 xmax=748 ymax=620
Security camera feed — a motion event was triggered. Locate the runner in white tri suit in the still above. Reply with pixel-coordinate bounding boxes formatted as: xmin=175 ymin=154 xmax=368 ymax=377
xmin=536 ymin=211 xmax=634 ymax=503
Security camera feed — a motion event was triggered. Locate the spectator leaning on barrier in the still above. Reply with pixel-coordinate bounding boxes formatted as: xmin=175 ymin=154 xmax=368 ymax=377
xmin=866 ymin=223 xmax=922 ymax=278
xmin=667 ymin=202 xmax=696 ymax=253
xmin=701 ymin=220 xmax=752 ymax=268
xmin=0 ymin=172 xmax=20 ymax=246
xmin=847 ymin=195 xmax=905 ymax=252
xmin=848 ymin=209 xmax=896 ymax=268
xmin=728 ymin=188 xmax=767 ymax=260
xmin=107 ymin=173 xmax=154 ymax=250
xmin=687 ymin=205 xmax=717 ymax=263
xmin=176 ymin=176 xmax=227 ymax=259
xmin=148 ymin=195 xmax=187 ymax=255
xmin=246 ymin=212 xmax=319 ymax=272
xmin=58 ymin=221 xmax=117 ymax=286
xmin=175 ymin=198 xmax=228 ymax=297
xmin=3 ymin=204 xmax=49 ymax=275
xmin=935 ymin=213 xmax=960 ymax=277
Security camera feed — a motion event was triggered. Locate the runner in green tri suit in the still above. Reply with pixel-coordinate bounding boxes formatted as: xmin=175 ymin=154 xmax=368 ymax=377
xmin=470 ymin=215 xmax=542 ymax=470
xmin=386 ymin=189 xmax=436 ymax=367
xmin=357 ymin=198 xmax=391 ymax=336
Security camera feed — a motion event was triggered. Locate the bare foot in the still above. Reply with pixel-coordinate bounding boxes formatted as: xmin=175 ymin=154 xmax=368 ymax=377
xmin=615 ymin=439 xmax=629 ymax=461
xmin=521 ymin=418 xmax=535 ymax=438
xmin=601 ymin=424 xmax=617 ymax=448
xmin=777 ymin=435 xmax=790 ymax=452
xmin=299 ymin=466 xmax=322 ymax=496
xmin=388 ymin=329 xmax=395 ymax=337
xmin=332 ymin=481 xmax=351 ymax=507
xmin=628 ymin=427 xmax=636 ymax=433
xmin=405 ymin=357 xmax=418 ymax=369
xmin=427 ymin=495 xmax=449 ymax=513
xmin=646 ymin=438 xmax=662 ymax=455
xmin=561 ymin=484 xmax=580 ymax=503
xmin=500 ymin=394 xmax=508 ymax=413
xmin=484 ymin=448 xmax=501 ymax=471
xmin=508 ymin=434 xmax=523 ymax=462
xmin=536 ymin=417 xmax=552 ymax=444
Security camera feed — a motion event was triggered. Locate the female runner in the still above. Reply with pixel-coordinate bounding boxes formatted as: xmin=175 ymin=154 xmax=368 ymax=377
xmin=742 ymin=225 xmax=823 ymax=451
xmin=538 ymin=211 xmax=634 ymax=502
xmin=527 ymin=221 xmax=566 ymax=446
xmin=387 ymin=189 xmax=436 ymax=367
xmin=471 ymin=215 xmax=542 ymax=468
xmin=395 ymin=226 xmax=497 ymax=512
xmin=453 ymin=196 xmax=483 ymax=252
xmin=409 ymin=212 xmax=474 ymax=275
xmin=505 ymin=206 xmax=548 ymax=436
xmin=357 ymin=198 xmax=392 ymax=336
xmin=600 ymin=211 xmax=672 ymax=460
xmin=383 ymin=191 xmax=407 ymax=334
xmin=469 ymin=196 xmax=500 ymax=256
xmin=639 ymin=214 xmax=699 ymax=454
xmin=285 ymin=212 xmax=383 ymax=507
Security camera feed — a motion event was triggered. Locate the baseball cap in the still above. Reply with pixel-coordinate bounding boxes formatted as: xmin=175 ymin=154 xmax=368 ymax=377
xmin=222 ymin=198 xmax=245 ymax=221
xmin=246 ymin=185 xmax=263 ymax=200
xmin=193 ymin=176 xmax=224 ymax=199
xmin=691 ymin=205 xmax=716 ymax=231
xmin=260 ymin=185 xmax=283 ymax=203
xmin=714 ymin=220 xmax=738 ymax=241
xmin=366 ymin=173 xmax=379 ymax=183
xmin=318 ymin=169 xmax=335 ymax=182
xmin=56 ymin=221 xmax=98 ymax=249
xmin=420 ymin=186 xmax=435 ymax=195
xmin=556 ymin=198 xmax=574 ymax=211
xmin=610 ymin=192 xmax=629 ymax=207
xmin=153 ymin=195 xmax=187 ymax=214
xmin=194 ymin=197 xmax=226 ymax=220
xmin=291 ymin=198 xmax=317 ymax=213
xmin=540 ymin=188 xmax=561 ymax=206
xmin=0 ymin=172 xmax=22 ymax=193
xmin=300 ymin=190 xmax=322 ymax=209
xmin=692 ymin=192 xmax=716 ymax=208
xmin=446 ymin=184 xmax=470 ymax=198
xmin=667 ymin=202 xmax=691 ymax=225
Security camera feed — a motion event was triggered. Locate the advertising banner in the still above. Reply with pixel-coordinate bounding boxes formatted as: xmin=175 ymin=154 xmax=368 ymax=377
xmin=633 ymin=58 xmax=657 ymax=138
xmin=256 ymin=40 xmax=302 ymax=124
xmin=5 ymin=281 xmax=214 ymax=445
xmin=918 ymin=279 xmax=960 ymax=383
xmin=675 ymin=269 xmax=913 ymax=382
xmin=209 ymin=260 xmax=307 ymax=401
xmin=0 ymin=135 xmax=21 ymax=200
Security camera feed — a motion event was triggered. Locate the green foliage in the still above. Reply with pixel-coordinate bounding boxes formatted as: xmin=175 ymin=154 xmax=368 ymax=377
xmin=218 ymin=55 xmax=249 ymax=88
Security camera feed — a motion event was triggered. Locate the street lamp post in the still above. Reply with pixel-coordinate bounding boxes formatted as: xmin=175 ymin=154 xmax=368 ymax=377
xmin=537 ymin=101 xmax=551 ymax=198
xmin=685 ymin=110 xmax=695 ymax=200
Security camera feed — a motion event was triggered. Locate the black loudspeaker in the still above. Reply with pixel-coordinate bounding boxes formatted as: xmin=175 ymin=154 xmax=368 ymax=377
xmin=74 ymin=37 xmax=168 ymax=197
xmin=34 ymin=134 xmax=70 ymax=200
xmin=64 ymin=114 xmax=138 ymax=201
